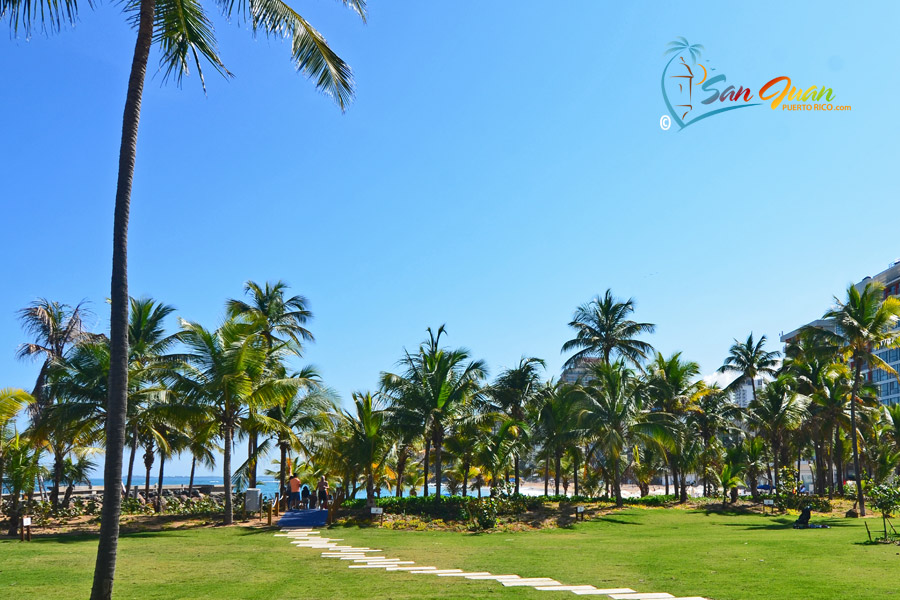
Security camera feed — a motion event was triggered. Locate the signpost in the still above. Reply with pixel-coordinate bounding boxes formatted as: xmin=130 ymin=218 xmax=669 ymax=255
xmin=20 ymin=516 xmax=32 ymax=542
xmin=576 ymin=506 xmax=585 ymax=521
xmin=763 ymin=499 xmax=774 ymax=515
xmin=371 ymin=506 xmax=384 ymax=526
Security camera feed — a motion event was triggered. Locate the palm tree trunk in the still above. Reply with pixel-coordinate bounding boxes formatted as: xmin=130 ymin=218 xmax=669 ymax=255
xmin=50 ymin=450 xmax=63 ymax=510
xmin=434 ymin=427 xmax=443 ymax=500
xmin=188 ymin=457 xmax=196 ymax=499
xmin=772 ymin=440 xmax=780 ymax=496
xmin=828 ymin=427 xmax=836 ymax=499
xmin=125 ymin=427 xmax=138 ymax=497
xmin=573 ymin=453 xmax=579 ymax=497
xmin=613 ymin=459 xmax=623 ymax=508
xmin=143 ymin=446 xmax=153 ymax=501
xmin=514 ymin=455 xmax=520 ymax=496
xmin=249 ymin=434 xmax=257 ymax=490
xmin=849 ymin=357 xmax=866 ymax=516
xmin=0 ymin=455 xmax=5 ymax=519
xmin=664 ymin=471 xmax=669 ymax=495
xmin=544 ymin=458 xmax=549 ymax=496
xmin=396 ymin=448 xmax=408 ymax=498
xmin=423 ymin=437 xmax=430 ymax=498
xmin=462 ymin=458 xmax=469 ymax=498
xmin=554 ymin=450 xmax=562 ymax=496
xmin=279 ymin=443 xmax=287 ymax=499
xmin=89 ymin=0 xmax=155 ymax=592
xmin=223 ymin=424 xmax=234 ymax=525
xmin=156 ymin=454 xmax=165 ymax=513
xmin=6 ymin=491 xmax=20 ymax=537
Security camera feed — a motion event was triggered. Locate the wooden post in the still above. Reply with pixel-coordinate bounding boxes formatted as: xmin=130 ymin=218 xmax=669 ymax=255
xmin=19 ymin=517 xmax=25 ymax=542
xmin=26 ymin=525 xmax=32 ymax=541
xmin=274 ymin=493 xmax=280 ymax=516
xmin=267 ymin=503 xmax=273 ymax=526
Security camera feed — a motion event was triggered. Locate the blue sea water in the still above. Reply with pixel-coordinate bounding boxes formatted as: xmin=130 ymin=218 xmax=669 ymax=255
xmin=88 ymin=476 xmax=381 ymax=499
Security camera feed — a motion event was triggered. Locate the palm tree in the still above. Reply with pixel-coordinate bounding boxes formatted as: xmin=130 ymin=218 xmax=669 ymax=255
xmin=4 ymin=431 xmax=41 ymax=536
xmin=228 ymin=280 xmax=316 ymax=488
xmin=176 ymin=317 xmax=303 ymax=525
xmin=561 ymin=290 xmax=655 ymax=370
xmin=718 ymin=333 xmax=780 ymax=407
xmin=16 ymin=299 xmax=93 ymax=417
xmin=811 ymin=282 xmax=900 ymax=516
xmin=581 ymin=362 xmax=670 ymax=507
xmin=338 ymin=392 xmax=389 ymax=504
xmin=0 ymin=389 xmax=33 ymax=519
xmin=488 ymin=357 xmax=544 ymax=494
xmin=4 ymin=1 xmax=364 ymax=594
xmin=381 ymin=326 xmax=486 ymax=499
xmin=748 ymin=376 xmax=809 ymax=494
xmin=535 ymin=381 xmax=582 ymax=496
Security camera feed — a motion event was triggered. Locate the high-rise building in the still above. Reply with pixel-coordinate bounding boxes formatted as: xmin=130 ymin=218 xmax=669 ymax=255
xmin=560 ymin=358 xmax=602 ymax=384
xmin=781 ymin=259 xmax=900 ymax=406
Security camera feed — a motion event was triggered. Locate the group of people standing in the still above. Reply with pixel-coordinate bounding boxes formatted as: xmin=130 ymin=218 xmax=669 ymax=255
xmin=287 ymin=475 xmax=329 ymax=511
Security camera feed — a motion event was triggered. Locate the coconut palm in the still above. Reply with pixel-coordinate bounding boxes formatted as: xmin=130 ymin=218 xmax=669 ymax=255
xmin=337 ymin=392 xmax=389 ymax=504
xmin=0 ymin=389 xmax=32 ymax=518
xmin=381 ymin=326 xmax=486 ymax=499
xmin=228 ymin=280 xmax=316 ymax=488
xmin=4 ymin=0 xmax=364 ymax=592
xmin=561 ymin=290 xmax=655 ymax=370
xmin=581 ymin=362 xmax=670 ymax=507
xmin=16 ymin=299 xmax=93 ymax=417
xmin=535 ymin=381 xmax=583 ymax=496
xmin=748 ymin=376 xmax=809 ymax=494
xmin=175 ymin=317 xmax=304 ymax=525
xmin=488 ymin=357 xmax=544 ymax=494
xmin=718 ymin=333 xmax=780 ymax=406
xmin=809 ymin=281 xmax=900 ymax=515
xmin=4 ymin=431 xmax=41 ymax=536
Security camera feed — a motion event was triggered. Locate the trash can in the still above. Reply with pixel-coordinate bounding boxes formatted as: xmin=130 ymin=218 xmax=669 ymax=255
xmin=245 ymin=488 xmax=261 ymax=512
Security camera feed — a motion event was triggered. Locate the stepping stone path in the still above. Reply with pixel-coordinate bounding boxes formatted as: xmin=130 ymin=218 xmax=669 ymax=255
xmin=274 ymin=512 xmax=708 ymax=599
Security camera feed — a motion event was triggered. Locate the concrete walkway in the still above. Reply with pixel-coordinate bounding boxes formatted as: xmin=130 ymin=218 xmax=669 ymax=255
xmin=273 ymin=526 xmax=709 ymax=599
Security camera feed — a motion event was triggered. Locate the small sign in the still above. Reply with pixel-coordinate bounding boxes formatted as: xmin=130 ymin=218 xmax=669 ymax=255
xmin=22 ymin=517 xmax=32 ymax=527
xmin=763 ymin=499 xmax=775 ymax=506
xmin=576 ymin=506 xmax=585 ymax=513
xmin=370 ymin=507 xmax=383 ymax=515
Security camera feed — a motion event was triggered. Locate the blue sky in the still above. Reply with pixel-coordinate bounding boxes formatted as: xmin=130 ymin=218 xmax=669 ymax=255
xmin=2 ymin=1 xmax=898 ymax=477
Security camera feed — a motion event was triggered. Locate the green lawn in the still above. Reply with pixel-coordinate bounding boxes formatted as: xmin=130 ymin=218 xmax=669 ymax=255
xmin=1 ymin=509 xmax=897 ymax=600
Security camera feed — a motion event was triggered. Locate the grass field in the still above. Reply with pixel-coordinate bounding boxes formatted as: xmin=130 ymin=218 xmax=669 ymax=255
xmin=1 ymin=509 xmax=897 ymax=600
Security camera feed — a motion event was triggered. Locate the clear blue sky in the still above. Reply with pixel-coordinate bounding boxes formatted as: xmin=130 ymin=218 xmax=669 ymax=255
xmin=2 ymin=1 xmax=898 ymax=477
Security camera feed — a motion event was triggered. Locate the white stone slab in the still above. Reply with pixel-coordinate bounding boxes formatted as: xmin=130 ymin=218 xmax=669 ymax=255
xmin=438 ymin=572 xmax=491 ymax=577
xmin=534 ymin=585 xmax=599 ymax=591
xmin=385 ymin=566 xmax=437 ymax=571
xmin=572 ymin=590 xmax=636 ymax=596
xmin=502 ymin=579 xmax=561 ymax=586
xmin=465 ymin=575 xmax=521 ymax=580
xmin=609 ymin=594 xmax=674 ymax=600
xmin=410 ymin=569 xmax=463 ymax=574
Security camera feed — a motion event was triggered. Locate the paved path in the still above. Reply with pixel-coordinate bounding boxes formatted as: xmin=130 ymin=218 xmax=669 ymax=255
xmin=273 ymin=526 xmax=709 ymax=599
xmin=277 ymin=509 xmax=328 ymax=528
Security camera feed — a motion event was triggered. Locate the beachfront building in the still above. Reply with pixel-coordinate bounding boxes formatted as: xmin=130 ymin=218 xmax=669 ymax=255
xmin=781 ymin=259 xmax=900 ymax=406
xmin=560 ymin=358 xmax=601 ymax=385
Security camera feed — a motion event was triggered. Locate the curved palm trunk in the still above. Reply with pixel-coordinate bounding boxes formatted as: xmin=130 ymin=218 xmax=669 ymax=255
xmin=156 ymin=454 xmax=165 ymax=513
xmin=143 ymin=446 xmax=154 ymax=501
xmin=125 ymin=426 xmax=138 ymax=497
xmin=90 ymin=0 xmax=156 ymax=595
xmin=849 ymin=358 xmax=866 ymax=515
xmin=50 ymin=449 xmax=63 ymax=510
xmin=188 ymin=457 xmax=196 ymax=499
xmin=223 ymin=424 xmax=234 ymax=525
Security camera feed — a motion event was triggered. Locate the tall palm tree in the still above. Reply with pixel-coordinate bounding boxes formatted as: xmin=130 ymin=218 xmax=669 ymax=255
xmin=581 ymin=362 xmax=670 ymax=507
xmin=718 ymin=333 xmax=780 ymax=406
xmin=747 ymin=376 xmax=809 ymax=494
xmin=561 ymin=289 xmax=655 ymax=370
xmin=535 ymin=381 xmax=582 ymax=496
xmin=176 ymin=317 xmax=303 ymax=525
xmin=4 ymin=1 xmax=364 ymax=594
xmin=811 ymin=281 xmax=900 ymax=515
xmin=488 ymin=357 xmax=544 ymax=495
xmin=338 ymin=392 xmax=389 ymax=504
xmin=381 ymin=326 xmax=486 ymax=499
xmin=16 ymin=299 xmax=93 ymax=417
xmin=227 ymin=280 xmax=314 ymax=489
